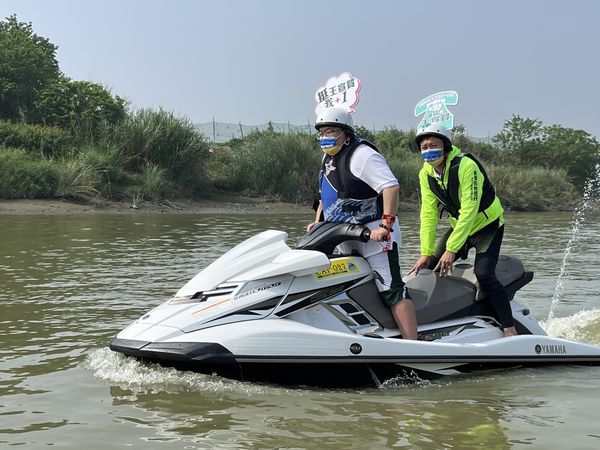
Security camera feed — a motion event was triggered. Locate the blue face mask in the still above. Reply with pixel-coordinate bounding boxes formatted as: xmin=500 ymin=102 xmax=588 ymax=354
xmin=319 ymin=136 xmax=339 ymax=149
xmin=319 ymin=132 xmax=344 ymax=155
xmin=421 ymin=148 xmax=444 ymax=165
xmin=319 ymin=133 xmax=342 ymax=150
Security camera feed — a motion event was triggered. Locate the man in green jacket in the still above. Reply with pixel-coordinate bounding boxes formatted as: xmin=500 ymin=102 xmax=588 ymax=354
xmin=409 ymin=123 xmax=517 ymax=337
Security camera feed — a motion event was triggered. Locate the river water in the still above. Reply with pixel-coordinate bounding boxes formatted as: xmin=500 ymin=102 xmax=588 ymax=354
xmin=2 ymin=211 xmax=600 ymax=449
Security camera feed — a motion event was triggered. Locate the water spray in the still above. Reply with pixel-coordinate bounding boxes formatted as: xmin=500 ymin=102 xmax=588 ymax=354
xmin=547 ymin=161 xmax=600 ymax=323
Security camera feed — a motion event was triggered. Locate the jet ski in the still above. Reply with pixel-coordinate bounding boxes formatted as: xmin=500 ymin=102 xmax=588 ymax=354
xmin=110 ymin=222 xmax=600 ymax=387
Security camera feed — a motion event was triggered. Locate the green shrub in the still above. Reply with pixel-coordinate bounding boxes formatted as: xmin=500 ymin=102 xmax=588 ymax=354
xmin=387 ymin=154 xmax=423 ymax=202
xmin=451 ymin=133 xmax=498 ymax=164
xmin=371 ymin=126 xmax=415 ymax=157
xmin=492 ymin=115 xmax=600 ymax=192
xmin=0 ymin=121 xmax=74 ymax=158
xmin=489 ymin=165 xmax=578 ymax=211
xmin=0 ymin=147 xmax=59 ymax=198
xmin=206 ymin=144 xmax=234 ymax=191
xmin=34 ymin=78 xmax=127 ymax=141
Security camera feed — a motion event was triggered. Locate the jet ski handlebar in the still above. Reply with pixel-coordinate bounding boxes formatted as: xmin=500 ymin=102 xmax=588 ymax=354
xmin=296 ymin=222 xmax=370 ymax=254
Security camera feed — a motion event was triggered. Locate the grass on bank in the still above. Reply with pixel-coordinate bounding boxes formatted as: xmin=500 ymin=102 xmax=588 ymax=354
xmin=0 ymin=116 xmax=589 ymax=211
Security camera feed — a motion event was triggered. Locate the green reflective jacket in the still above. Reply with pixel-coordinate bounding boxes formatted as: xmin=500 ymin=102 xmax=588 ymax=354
xmin=419 ymin=146 xmax=504 ymax=255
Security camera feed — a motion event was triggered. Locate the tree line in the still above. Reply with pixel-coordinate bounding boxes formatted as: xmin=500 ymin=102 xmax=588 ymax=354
xmin=1 ymin=15 xmax=599 ymax=210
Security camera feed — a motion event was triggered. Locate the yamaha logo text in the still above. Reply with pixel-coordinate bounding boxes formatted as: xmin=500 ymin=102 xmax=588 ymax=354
xmin=535 ymin=344 xmax=567 ymax=355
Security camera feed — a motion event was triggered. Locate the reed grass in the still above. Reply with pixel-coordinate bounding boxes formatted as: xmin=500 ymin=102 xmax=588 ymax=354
xmin=111 ymin=108 xmax=211 ymax=194
xmin=0 ymin=116 xmax=586 ymax=211
xmin=229 ymin=130 xmax=321 ymax=203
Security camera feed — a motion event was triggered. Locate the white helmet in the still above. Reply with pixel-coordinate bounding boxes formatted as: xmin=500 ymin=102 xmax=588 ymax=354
xmin=415 ymin=123 xmax=452 ymax=151
xmin=315 ymin=107 xmax=354 ymax=133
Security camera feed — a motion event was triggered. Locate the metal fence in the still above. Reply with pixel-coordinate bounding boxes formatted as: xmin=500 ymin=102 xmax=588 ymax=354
xmin=196 ymin=120 xmax=492 ymax=144
xmin=196 ymin=120 xmax=313 ymax=143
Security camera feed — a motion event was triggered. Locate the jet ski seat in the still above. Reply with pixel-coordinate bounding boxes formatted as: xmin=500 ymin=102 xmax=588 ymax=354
xmin=407 ymin=255 xmax=532 ymax=324
xmin=451 ymin=255 xmax=529 ymax=301
xmin=347 ymin=255 xmax=532 ymax=328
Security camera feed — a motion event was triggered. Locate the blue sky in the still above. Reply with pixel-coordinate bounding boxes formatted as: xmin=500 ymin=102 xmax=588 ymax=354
xmin=3 ymin=0 xmax=599 ymax=138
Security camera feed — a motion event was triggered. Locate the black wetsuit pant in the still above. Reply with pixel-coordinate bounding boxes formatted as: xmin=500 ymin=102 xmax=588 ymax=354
xmin=428 ymin=223 xmax=514 ymax=329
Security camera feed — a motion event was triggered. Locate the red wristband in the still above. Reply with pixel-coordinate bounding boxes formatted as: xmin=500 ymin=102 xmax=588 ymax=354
xmin=381 ymin=215 xmax=395 ymax=231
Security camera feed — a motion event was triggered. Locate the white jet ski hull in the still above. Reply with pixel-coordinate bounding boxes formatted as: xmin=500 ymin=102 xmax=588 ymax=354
xmin=110 ymin=225 xmax=600 ymax=387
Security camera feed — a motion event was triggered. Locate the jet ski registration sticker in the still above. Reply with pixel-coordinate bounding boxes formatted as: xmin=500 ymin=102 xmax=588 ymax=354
xmin=315 ymin=258 xmax=359 ymax=279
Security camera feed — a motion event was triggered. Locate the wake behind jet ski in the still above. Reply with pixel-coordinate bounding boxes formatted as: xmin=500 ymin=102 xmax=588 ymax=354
xmin=110 ymin=222 xmax=600 ymax=387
